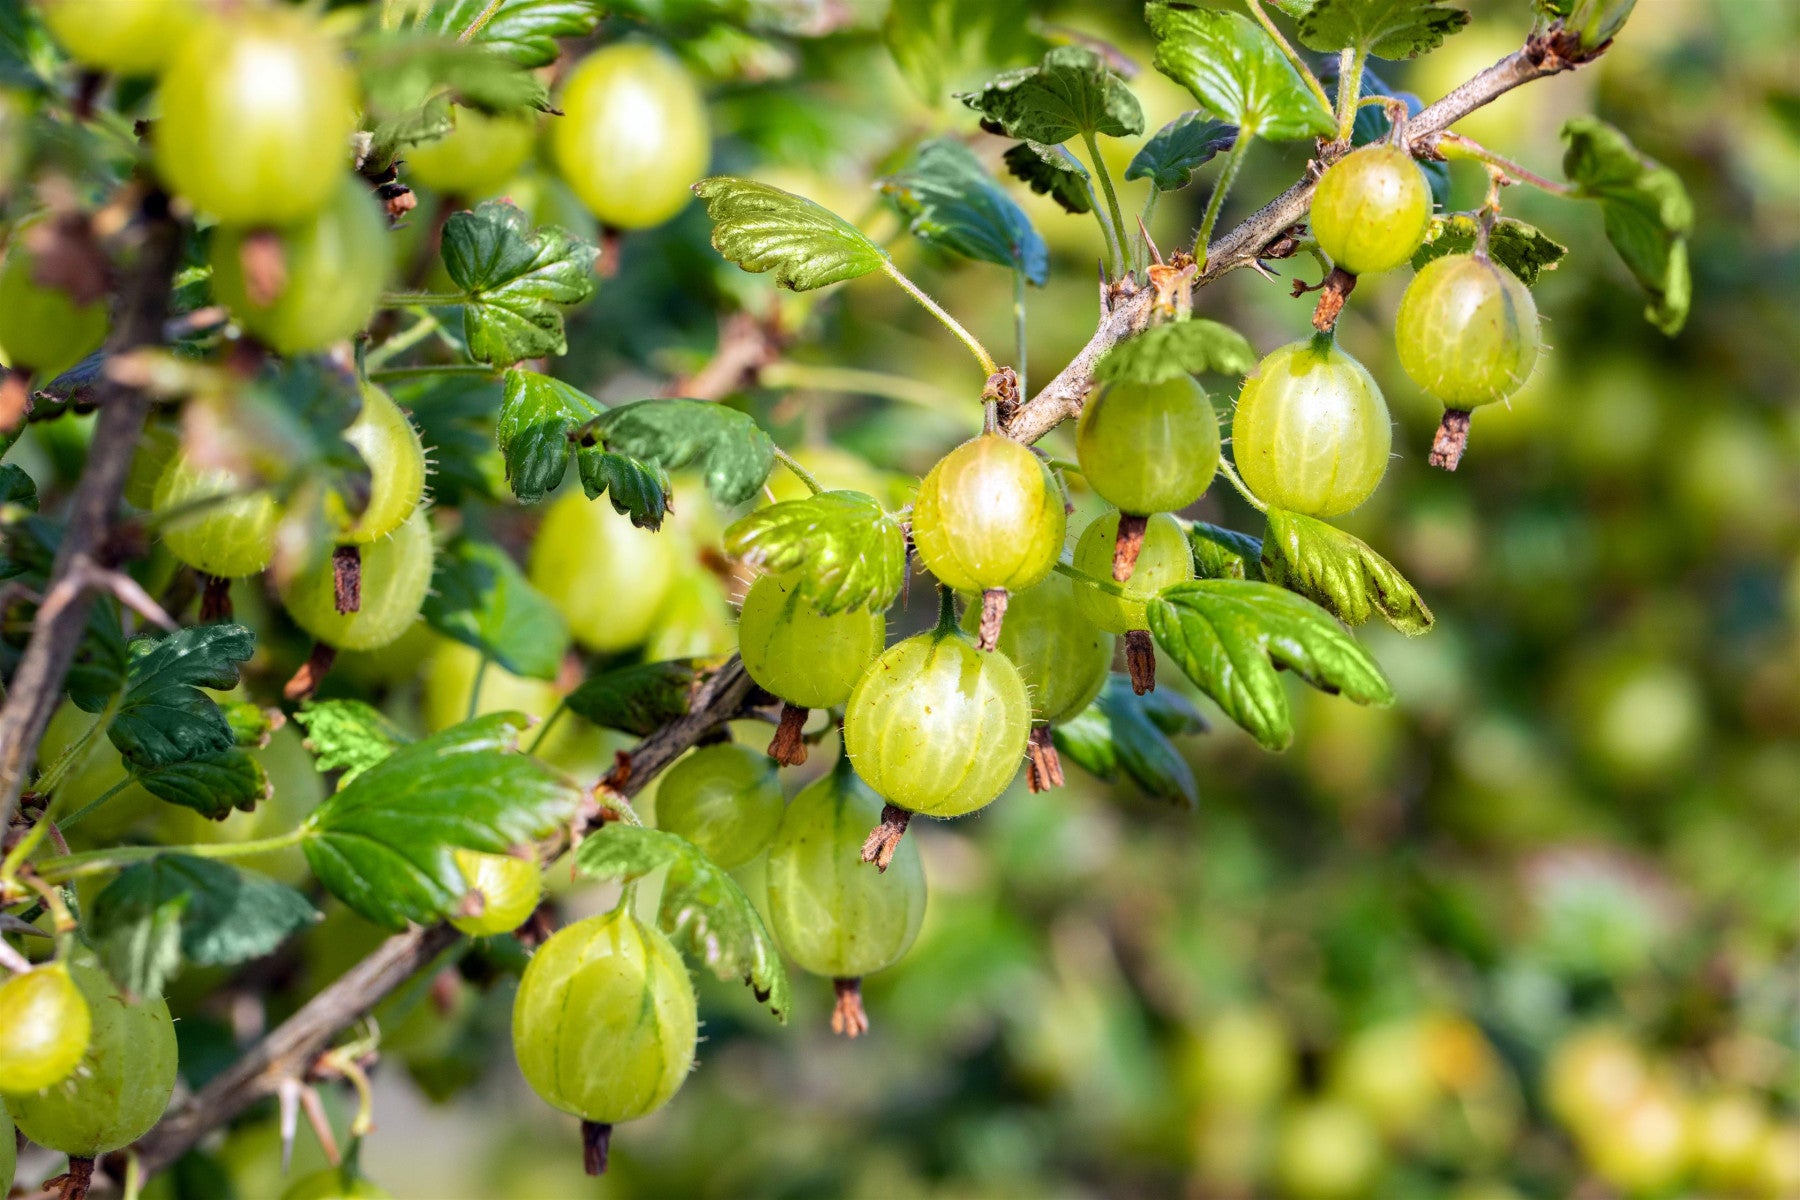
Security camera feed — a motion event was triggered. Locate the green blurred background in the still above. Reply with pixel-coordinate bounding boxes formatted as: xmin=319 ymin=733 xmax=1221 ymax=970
xmin=17 ymin=0 xmax=1800 ymax=1196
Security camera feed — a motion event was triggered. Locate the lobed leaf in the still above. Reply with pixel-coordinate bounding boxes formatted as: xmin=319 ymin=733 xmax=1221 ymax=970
xmin=1002 ymin=141 xmax=1094 ymax=214
xmin=1284 ymin=0 xmax=1469 ymax=60
xmin=423 ymin=537 xmax=570 ymax=681
xmin=593 ymin=398 xmax=775 ymax=507
xmin=723 ymin=491 xmax=907 ymax=614
xmin=79 ymin=623 xmax=256 ymax=768
xmin=1561 ymin=116 xmax=1692 ymax=334
xmin=1148 ymin=580 xmax=1394 ymax=751
xmin=418 ymin=0 xmax=602 ymax=68
xmin=131 ymin=749 xmax=270 ymax=820
xmin=879 ymin=138 xmax=1049 ymax=285
xmin=494 ymin=369 xmax=602 ymax=503
xmin=692 ymin=177 xmax=888 ymax=292
xmin=1095 ymin=319 xmax=1256 ymax=385
xmin=1147 ymin=2 xmax=1335 ymax=141
xmin=564 ymin=658 xmax=719 ymax=737
xmin=1052 ymin=675 xmax=1205 ymax=807
xmin=441 ymin=201 xmax=600 ymax=366
xmin=575 ymin=826 xmax=791 ymax=1021
xmin=1260 ymin=509 xmax=1434 ymax=635
xmin=293 ymin=699 xmax=412 ymax=786
xmin=1412 ymin=214 xmax=1567 ymax=286
xmin=577 ymin=447 xmax=670 ymax=530
xmin=957 ymin=45 xmax=1144 ymax=144
xmin=1125 ymin=111 xmax=1238 ymax=191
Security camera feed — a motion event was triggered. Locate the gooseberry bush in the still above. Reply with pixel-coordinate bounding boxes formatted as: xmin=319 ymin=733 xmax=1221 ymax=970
xmin=0 ymin=0 xmax=1690 ymax=1193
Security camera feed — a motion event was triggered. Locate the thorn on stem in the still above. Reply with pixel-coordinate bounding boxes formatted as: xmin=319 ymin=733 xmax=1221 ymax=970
xmin=976 ymin=588 xmax=1008 ymax=652
xmin=1429 ymin=408 xmax=1472 ymax=471
xmin=283 ymin=642 xmax=337 ymax=702
xmin=200 ymin=574 xmax=233 ymax=622
xmin=581 ymin=1120 xmax=614 ymax=1176
xmin=1026 ymin=724 xmax=1064 ymax=792
xmin=767 ymin=703 xmax=809 ymax=766
xmin=831 ymin=977 xmax=870 ymax=1037
xmin=1125 ymin=629 xmax=1157 ymax=695
xmin=1310 ymin=266 xmax=1357 ymax=333
xmin=1112 ymin=512 xmax=1148 ymax=583
xmin=332 ymin=544 xmax=362 ymax=615
xmin=860 ymin=804 xmax=911 ymax=873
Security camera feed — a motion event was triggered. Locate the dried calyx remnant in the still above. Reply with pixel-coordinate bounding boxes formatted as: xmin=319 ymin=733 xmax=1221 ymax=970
xmin=1112 ymin=513 xmax=1147 ymax=582
xmin=1025 ymin=724 xmax=1064 ymax=792
xmin=831 ymin=977 xmax=869 ymax=1038
xmin=1430 ymin=408 xmax=1473 ymax=470
xmin=976 ymin=587 xmax=1008 ymax=652
xmin=332 ymin=544 xmax=361 ymax=614
xmin=1125 ymin=629 xmax=1156 ymax=695
xmin=860 ymin=802 xmax=911 ymax=872
xmin=283 ymin=642 xmax=336 ymax=702
xmin=767 ymin=701 xmax=809 ymax=765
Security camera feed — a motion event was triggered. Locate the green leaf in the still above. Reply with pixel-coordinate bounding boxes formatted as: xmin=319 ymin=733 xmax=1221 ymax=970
xmin=1148 ymin=580 xmax=1394 ymax=751
xmin=1261 ymin=509 xmax=1433 ymax=635
xmin=881 ymin=0 xmax=1035 ymax=107
xmin=1052 ymin=675 xmax=1205 ymax=807
xmin=419 ymin=0 xmax=603 ymax=68
xmin=494 ymin=369 xmax=601 ymax=504
xmin=357 ymin=34 xmax=552 ymax=159
xmin=574 ymin=825 xmax=791 ymax=1021
xmin=692 ymin=177 xmax=888 ymax=292
xmin=89 ymin=856 xmax=319 ymax=999
xmin=441 ymin=200 xmax=600 ymax=366
xmin=1002 ymin=141 xmax=1094 ymax=214
xmin=878 ymin=138 xmax=1049 ymax=286
xmin=0 ymin=463 xmax=37 ymax=510
xmin=1094 ymin=319 xmax=1256 ymax=385
xmin=577 ymin=446 xmax=671 ymax=531
xmin=1288 ymin=0 xmax=1469 ymax=60
xmin=723 ymin=491 xmax=906 ymax=615
xmin=293 ymin=699 xmax=412 ymax=786
xmin=1412 ymin=214 xmax=1568 ymax=286
xmin=1147 ymin=2 xmax=1335 ymax=141
xmin=1561 ymin=116 xmax=1693 ymax=334
xmin=81 ymin=624 xmax=256 ymax=768
xmin=131 ymin=750 xmax=270 ymax=820
xmin=1185 ymin=521 xmax=1265 ymax=581
xmin=565 ymin=658 xmax=718 ymax=737
xmin=593 ymin=398 xmax=775 ymax=507
xmin=1125 ymin=111 xmax=1238 ymax=191
xmin=302 ymin=714 xmax=582 ymax=930
xmin=957 ymin=45 xmax=1144 ymax=144
xmin=423 ymin=538 xmax=570 ymax=681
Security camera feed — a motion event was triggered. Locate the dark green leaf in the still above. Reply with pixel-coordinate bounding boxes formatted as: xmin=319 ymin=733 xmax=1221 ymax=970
xmin=1287 ymin=0 xmax=1469 ymax=59
xmin=1148 ymin=580 xmax=1394 ymax=751
xmin=1147 ymin=2 xmax=1335 ymax=141
xmin=0 ymin=464 xmax=37 ymax=510
xmin=1185 ymin=520 xmax=1265 ymax=581
xmin=692 ymin=177 xmax=888 ymax=291
xmin=82 ymin=624 xmax=256 ymax=768
xmin=1261 ymin=509 xmax=1433 ymax=635
xmin=1561 ymin=116 xmax=1692 ymax=334
xmin=392 ymin=374 xmax=507 ymax=507
xmin=574 ymin=825 xmax=791 ymax=1021
xmin=1052 ymin=675 xmax=1204 ymax=807
xmin=1002 ymin=141 xmax=1094 ymax=214
xmin=1094 ymin=319 xmax=1255 ymax=385
xmin=131 ymin=749 xmax=270 ymax=819
xmin=419 ymin=0 xmax=603 ymax=68
xmin=1125 ymin=111 xmax=1238 ymax=191
xmin=957 ymin=45 xmax=1143 ymax=144
xmin=565 ymin=659 xmax=718 ymax=736
xmin=358 ymin=34 xmax=551 ymax=158
xmin=1412 ymin=214 xmax=1568 ymax=286
xmin=593 ymin=398 xmax=775 ymax=507
xmin=302 ymin=714 xmax=582 ymax=930
xmin=293 ymin=699 xmax=412 ymax=786
xmin=89 ymin=856 xmax=319 ymax=998
xmin=724 ymin=491 xmax=906 ymax=614
xmin=577 ymin=446 xmax=671 ymax=530
xmin=879 ymin=138 xmax=1049 ymax=286
xmin=494 ymin=369 xmax=602 ymax=503
xmin=441 ymin=201 xmax=600 ymax=366
xmin=423 ymin=538 xmax=570 ymax=681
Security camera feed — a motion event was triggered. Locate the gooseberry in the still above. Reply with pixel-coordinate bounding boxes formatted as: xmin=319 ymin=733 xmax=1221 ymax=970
xmin=1231 ymin=335 xmax=1391 ymax=518
xmin=737 ymin=570 xmax=885 ymax=710
xmin=0 ymin=223 xmax=109 ymax=380
xmin=327 ymin=384 xmax=428 ymax=545
xmin=0 ymin=961 xmax=90 ymax=1095
xmin=962 ymin=572 xmax=1110 ymax=725
xmin=552 ymin=44 xmax=710 ymax=230
xmin=278 ymin=506 xmax=433 ymax=650
xmin=654 ymin=742 xmax=785 ymax=871
xmin=278 ymin=1167 xmax=393 ymax=1200
xmin=37 ymin=0 xmax=199 ymax=75
xmin=1395 ymin=251 xmax=1542 ymax=408
xmin=1076 ymin=376 xmax=1220 ymax=515
xmin=449 ymin=848 xmax=542 ymax=938
xmin=1309 ymin=143 xmax=1433 ymax=276
xmin=528 ymin=490 xmax=677 ymax=654
xmin=152 ymin=452 xmax=282 ymax=579
xmin=910 ymin=433 xmax=1065 ymax=595
xmin=406 ymin=107 xmax=538 ymax=198
xmin=1070 ymin=510 xmax=1192 ymax=634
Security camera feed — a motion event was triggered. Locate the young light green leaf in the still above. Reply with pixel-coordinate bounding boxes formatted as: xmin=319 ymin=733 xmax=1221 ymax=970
xmin=441 ymin=200 xmax=600 ymax=365
xmin=1261 ymin=509 xmax=1434 ymax=635
xmin=724 ymin=491 xmax=906 ymax=615
xmin=1290 ymin=0 xmax=1469 ymax=60
xmin=878 ymin=138 xmax=1049 ymax=286
xmin=1002 ymin=141 xmax=1094 ymax=214
xmin=494 ymin=369 xmax=602 ymax=503
xmin=419 ymin=0 xmax=603 ymax=68
xmin=423 ymin=538 xmax=570 ymax=681
xmin=692 ymin=177 xmax=888 ymax=292
xmin=593 ymin=398 xmax=775 ymax=507
xmin=577 ymin=446 xmax=670 ymax=530
xmin=131 ymin=749 xmax=270 ymax=820
xmin=564 ymin=658 xmax=719 ymax=737
xmin=302 ymin=714 xmax=581 ymax=930
xmin=77 ymin=623 xmax=256 ymax=768
xmin=575 ymin=825 xmax=791 ymax=1021
xmin=1148 ymin=580 xmax=1394 ymax=751
xmin=1094 ymin=319 xmax=1256 ymax=385
xmin=957 ymin=45 xmax=1144 ymax=144
xmin=1562 ymin=116 xmax=1692 ymax=334
xmin=1147 ymin=2 xmax=1335 ymax=141
xmin=1125 ymin=111 xmax=1239 ymax=191
xmin=89 ymin=856 xmax=319 ymax=1000
xmin=1412 ymin=214 xmax=1568 ymax=286
xmin=1052 ymin=674 xmax=1205 ymax=807
xmin=1184 ymin=520 xmax=1265 ymax=581
xmin=293 ymin=699 xmax=412 ymax=786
